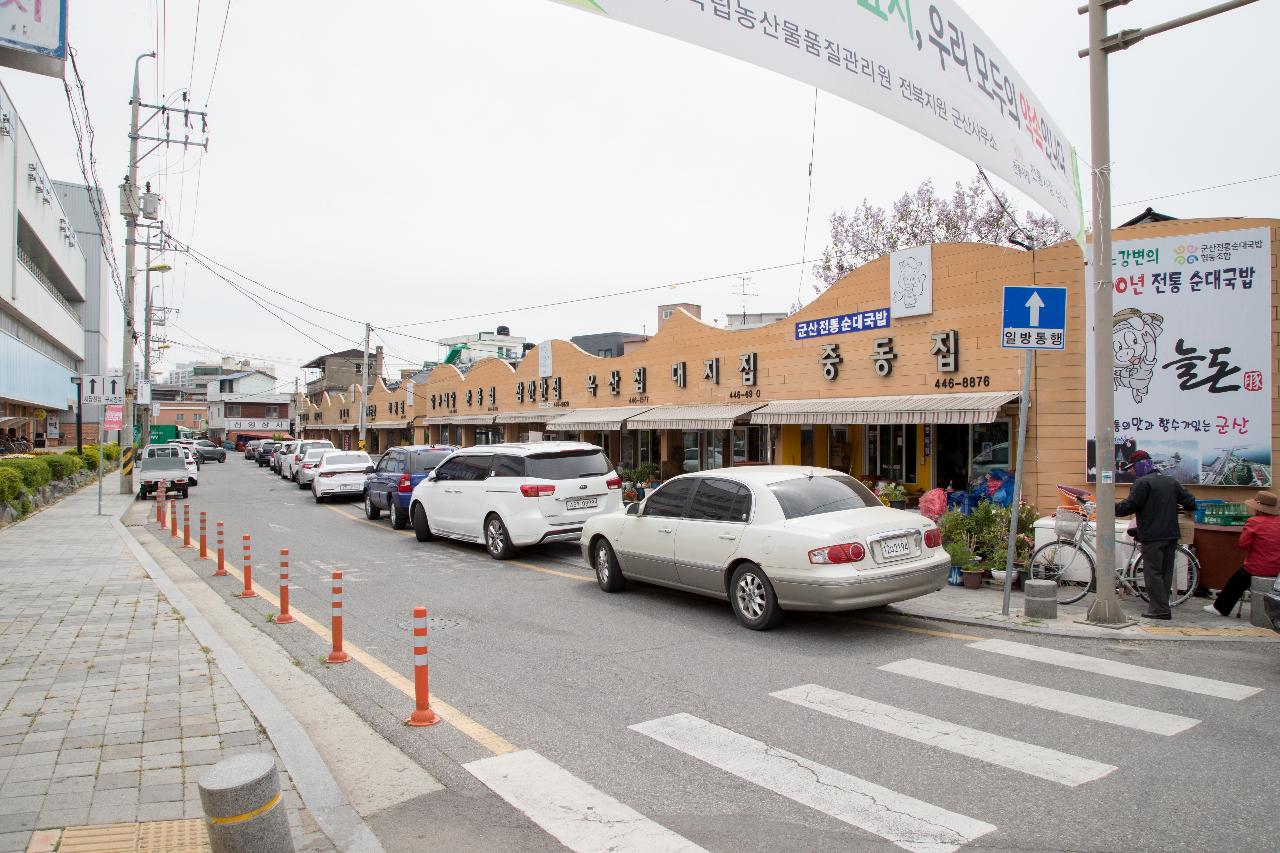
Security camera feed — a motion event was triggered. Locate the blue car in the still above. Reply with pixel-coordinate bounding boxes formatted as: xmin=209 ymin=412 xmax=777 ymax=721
xmin=364 ymin=445 xmax=457 ymax=529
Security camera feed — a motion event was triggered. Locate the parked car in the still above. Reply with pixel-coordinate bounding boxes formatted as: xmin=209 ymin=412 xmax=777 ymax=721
xmin=1264 ymin=575 xmax=1280 ymax=634
xmin=244 ymin=440 xmax=263 ymax=460
xmin=136 ymin=456 xmax=190 ymax=500
xmin=580 ymin=466 xmax=948 ymax=630
xmin=409 ymin=442 xmax=621 ymax=559
xmin=296 ymin=447 xmax=332 ymax=489
xmin=255 ymin=441 xmax=279 ymax=467
xmin=193 ymin=439 xmax=226 ymax=463
xmin=142 ymin=443 xmax=197 ymax=484
xmin=179 ymin=446 xmax=200 ymax=485
xmin=285 ymin=440 xmax=335 ymax=482
xmin=273 ymin=441 xmax=298 ymax=476
xmin=364 ymin=445 xmax=457 ymax=529
xmin=311 ymin=451 xmax=373 ymax=503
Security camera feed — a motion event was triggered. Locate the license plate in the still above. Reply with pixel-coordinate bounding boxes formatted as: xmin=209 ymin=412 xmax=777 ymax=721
xmin=565 ymin=497 xmax=598 ymax=511
xmin=879 ymin=537 xmax=912 ymax=559
xmin=340 ymin=483 xmax=360 ymax=491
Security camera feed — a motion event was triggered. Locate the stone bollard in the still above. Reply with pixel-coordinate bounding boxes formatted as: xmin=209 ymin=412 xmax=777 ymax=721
xmin=1022 ymin=579 xmax=1059 ymax=620
xmin=1249 ymin=576 xmax=1272 ymax=629
xmin=199 ymin=753 xmax=295 ymax=853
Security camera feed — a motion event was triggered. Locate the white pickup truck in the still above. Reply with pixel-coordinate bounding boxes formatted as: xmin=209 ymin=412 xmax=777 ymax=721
xmin=136 ymin=456 xmax=190 ymax=500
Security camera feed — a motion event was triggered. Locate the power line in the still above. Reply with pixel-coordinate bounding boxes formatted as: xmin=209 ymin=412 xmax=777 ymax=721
xmin=205 ymin=0 xmax=232 ymax=105
xmin=1112 ymin=171 xmax=1280 ymax=208
xmin=793 ymin=87 xmax=819 ymax=311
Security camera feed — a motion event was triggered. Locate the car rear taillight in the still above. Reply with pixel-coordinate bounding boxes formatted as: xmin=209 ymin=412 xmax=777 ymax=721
xmin=397 ymin=473 xmax=412 ymax=494
xmin=808 ymin=543 xmax=866 ymax=564
xmin=294 ymin=454 xmax=301 ymax=462
xmin=319 ymin=471 xmax=336 ymax=478
xmin=923 ymin=528 xmax=941 ymax=549
xmin=605 ymin=475 xmax=622 ymax=490
xmin=302 ymin=463 xmax=315 ymax=469
xmin=520 ymin=484 xmax=556 ymax=498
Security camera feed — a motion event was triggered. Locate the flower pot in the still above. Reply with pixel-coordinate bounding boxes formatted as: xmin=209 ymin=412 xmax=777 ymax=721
xmin=962 ymin=571 xmax=984 ymax=590
xmin=990 ymin=569 xmax=1021 ymax=588
xmin=889 ymin=499 xmax=907 ymax=510
xmin=947 ymin=565 xmax=964 ymax=586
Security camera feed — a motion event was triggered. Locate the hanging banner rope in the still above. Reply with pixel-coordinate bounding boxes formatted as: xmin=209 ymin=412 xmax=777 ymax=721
xmin=546 ymin=0 xmax=1084 ymax=245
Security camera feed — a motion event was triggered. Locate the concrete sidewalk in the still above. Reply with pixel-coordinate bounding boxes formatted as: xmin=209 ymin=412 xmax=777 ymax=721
xmin=890 ymin=579 xmax=1280 ymax=641
xmin=0 ymin=485 xmax=337 ymax=852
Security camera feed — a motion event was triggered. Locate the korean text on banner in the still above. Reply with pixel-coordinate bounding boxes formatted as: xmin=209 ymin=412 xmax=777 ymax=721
xmin=544 ymin=0 xmax=1083 ymax=244
xmin=1084 ymin=227 xmax=1272 ymax=487
xmin=104 ymin=404 xmax=124 ymax=432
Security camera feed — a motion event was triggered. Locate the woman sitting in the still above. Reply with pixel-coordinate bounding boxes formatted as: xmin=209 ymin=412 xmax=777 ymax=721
xmin=1203 ymin=491 xmax=1280 ymax=616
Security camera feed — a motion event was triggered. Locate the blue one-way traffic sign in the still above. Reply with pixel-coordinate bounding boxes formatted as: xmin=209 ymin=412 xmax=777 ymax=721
xmin=1001 ymin=286 xmax=1067 ymax=350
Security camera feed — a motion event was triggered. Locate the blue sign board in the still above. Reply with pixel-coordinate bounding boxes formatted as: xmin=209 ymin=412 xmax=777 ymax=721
xmin=795 ymin=308 xmax=890 ymax=341
xmin=1001 ymin=286 xmax=1067 ymax=350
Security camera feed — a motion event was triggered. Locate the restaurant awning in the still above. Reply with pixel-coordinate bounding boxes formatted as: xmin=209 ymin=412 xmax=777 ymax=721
xmin=626 ymin=403 xmax=766 ymax=431
xmin=544 ymin=406 xmax=655 ymax=432
xmin=494 ymin=409 xmax=576 ymax=424
xmin=369 ymin=421 xmax=408 ymax=429
xmin=420 ymin=414 xmax=496 ymax=426
xmin=749 ymin=391 xmax=1020 ymax=425
xmin=0 ymin=416 xmax=29 ymax=429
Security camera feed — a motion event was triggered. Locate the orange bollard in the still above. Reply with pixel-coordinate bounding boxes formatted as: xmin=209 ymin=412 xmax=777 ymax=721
xmin=214 ymin=522 xmax=227 ymax=576
xmin=183 ymin=505 xmax=191 ymax=548
xmin=326 ymin=570 xmax=349 ymax=663
xmin=406 ymin=605 xmax=440 ymax=727
xmin=170 ymin=498 xmax=179 ymax=538
xmin=275 ymin=548 xmax=294 ymax=624
xmin=199 ymin=512 xmax=208 ymax=560
xmin=155 ymin=486 xmax=164 ymax=524
xmin=238 ymin=534 xmax=257 ymax=598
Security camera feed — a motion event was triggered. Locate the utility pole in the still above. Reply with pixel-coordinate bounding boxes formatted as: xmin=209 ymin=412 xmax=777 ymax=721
xmin=1080 ymin=0 xmax=1259 ymax=625
xmin=119 ymin=51 xmax=155 ymax=493
xmin=358 ymin=323 xmax=371 ymax=451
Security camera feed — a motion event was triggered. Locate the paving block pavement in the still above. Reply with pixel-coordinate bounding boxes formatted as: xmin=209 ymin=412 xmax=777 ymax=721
xmin=0 ymin=484 xmax=334 ymax=853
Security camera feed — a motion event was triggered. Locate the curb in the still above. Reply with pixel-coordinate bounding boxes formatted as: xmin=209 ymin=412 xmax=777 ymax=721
xmin=111 ymin=507 xmax=386 ymax=853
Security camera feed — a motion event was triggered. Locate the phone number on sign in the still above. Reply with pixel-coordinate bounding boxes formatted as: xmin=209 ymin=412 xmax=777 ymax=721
xmin=935 ymin=376 xmax=991 ymax=390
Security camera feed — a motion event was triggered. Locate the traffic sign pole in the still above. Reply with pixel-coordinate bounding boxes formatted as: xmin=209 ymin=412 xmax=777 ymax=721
xmin=1001 ymin=348 xmax=1033 ymax=616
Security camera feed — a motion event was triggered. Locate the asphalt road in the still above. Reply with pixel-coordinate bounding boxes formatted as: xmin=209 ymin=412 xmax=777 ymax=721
xmin=160 ymin=459 xmax=1279 ymax=852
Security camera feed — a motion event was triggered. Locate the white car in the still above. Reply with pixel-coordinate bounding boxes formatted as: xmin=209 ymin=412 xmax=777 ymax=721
xmin=311 ymin=451 xmax=373 ymax=503
xmin=409 ymin=441 xmax=622 ymax=559
xmin=287 ymin=439 xmax=335 ymax=482
xmin=180 ymin=446 xmax=200 ymax=485
xmin=580 ymin=466 xmax=948 ymax=630
xmin=296 ymin=447 xmax=332 ymax=488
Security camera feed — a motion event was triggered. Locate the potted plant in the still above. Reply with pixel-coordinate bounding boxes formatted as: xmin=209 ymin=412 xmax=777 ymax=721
xmin=879 ymin=482 xmax=908 ymax=509
xmin=943 ymin=541 xmax=973 ymax=586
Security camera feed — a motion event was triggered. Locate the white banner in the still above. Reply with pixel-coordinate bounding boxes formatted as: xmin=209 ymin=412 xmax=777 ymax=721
xmin=890 ymin=244 xmax=932 ymax=319
xmin=226 ymin=419 xmax=290 ymax=432
xmin=1085 ymin=227 xmax=1272 ymax=487
xmin=546 ymin=0 xmax=1082 ymax=242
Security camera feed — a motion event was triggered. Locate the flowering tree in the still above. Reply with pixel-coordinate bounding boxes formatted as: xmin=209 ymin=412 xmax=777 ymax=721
xmin=812 ymin=174 xmax=1071 ymax=289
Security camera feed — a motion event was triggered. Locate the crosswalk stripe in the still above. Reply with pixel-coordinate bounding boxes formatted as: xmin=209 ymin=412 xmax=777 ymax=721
xmin=630 ymin=713 xmax=995 ymax=853
xmin=879 ymin=659 xmax=1199 ymax=736
xmin=463 ymin=749 xmax=707 ymax=853
xmin=969 ymin=638 xmax=1262 ymax=700
xmin=772 ymin=684 xmax=1116 ymax=787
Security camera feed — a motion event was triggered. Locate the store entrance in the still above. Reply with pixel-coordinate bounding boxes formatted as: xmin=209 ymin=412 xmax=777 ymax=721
xmin=935 ymin=424 xmax=970 ymax=491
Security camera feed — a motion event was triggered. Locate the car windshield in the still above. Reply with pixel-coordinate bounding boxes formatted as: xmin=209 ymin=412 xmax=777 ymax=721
xmin=409 ymin=449 xmax=452 ymax=474
xmin=139 ymin=457 xmax=185 ymax=472
xmin=323 ymin=453 xmax=369 ymax=468
xmin=526 ymin=449 xmax=610 ymax=480
xmin=303 ymin=449 xmax=328 ymax=461
xmin=768 ymin=474 xmax=880 ymax=519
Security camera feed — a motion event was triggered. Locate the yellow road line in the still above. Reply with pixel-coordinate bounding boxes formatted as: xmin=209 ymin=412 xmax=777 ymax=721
xmin=848 ymin=617 xmax=985 ymax=642
xmin=177 ymin=523 xmax=518 ymax=755
xmin=509 ymin=559 xmax=592 ymax=582
xmin=322 ymin=502 xmax=414 ymax=535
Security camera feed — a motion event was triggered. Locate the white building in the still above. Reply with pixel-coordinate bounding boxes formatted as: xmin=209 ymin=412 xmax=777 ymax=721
xmin=0 ymin=82 xmax=91 ymax=445
xmin=437 ymin=326 xmax=527 ymax=367
xmin=205 ymin=370 xmax=293 ymax=442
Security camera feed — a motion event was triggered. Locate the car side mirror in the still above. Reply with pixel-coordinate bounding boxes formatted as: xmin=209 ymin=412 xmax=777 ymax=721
xmin=365 ymin=465 xmax=374 ymax=474
xmin=626 ymin=502 xmax=641 ymax=516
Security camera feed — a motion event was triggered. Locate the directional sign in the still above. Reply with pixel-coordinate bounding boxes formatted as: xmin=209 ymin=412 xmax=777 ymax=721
xmin=1001 ymin=286 xmax=1067 ymax=350
xmin=81 ymin=374 xmax=124 ymax=405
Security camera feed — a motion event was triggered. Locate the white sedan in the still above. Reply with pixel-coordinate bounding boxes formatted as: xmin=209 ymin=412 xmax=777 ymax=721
xmin=296 ymin=447 xmax=331 ymax=489
xmin=581 ymin=466 xmax=948 ymax=630
xmin=311 ymin=451 xmax=372 ymax=503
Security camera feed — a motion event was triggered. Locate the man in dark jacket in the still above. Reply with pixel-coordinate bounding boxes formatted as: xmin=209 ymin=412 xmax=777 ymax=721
xmin=1115 ymin=449 xmax=1197 ymax=619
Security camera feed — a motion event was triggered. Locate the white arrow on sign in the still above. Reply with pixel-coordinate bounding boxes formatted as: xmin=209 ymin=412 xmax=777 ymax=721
xmin=1025 ymin=291 xmax=1045 ymax=327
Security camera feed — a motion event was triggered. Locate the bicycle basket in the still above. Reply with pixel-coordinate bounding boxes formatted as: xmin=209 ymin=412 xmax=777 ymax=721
xmin=1055 ymin=508 xmax=1083 ymax=539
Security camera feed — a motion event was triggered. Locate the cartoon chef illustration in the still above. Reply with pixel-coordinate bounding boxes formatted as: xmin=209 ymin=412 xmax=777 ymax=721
xmin=893 ymin=256 xmax=928 ymax=310
xmin=1112 ymin=307 xmax=1164 ymax=403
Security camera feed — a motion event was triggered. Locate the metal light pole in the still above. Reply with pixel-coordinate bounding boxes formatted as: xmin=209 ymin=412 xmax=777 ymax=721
xmin=1080 ymin=0 xmax=1259 ymax=625
xmin=119 ymin=51 xmax=155 ymax=493
xmin=358 ymin=323 xmax=371 ymax=451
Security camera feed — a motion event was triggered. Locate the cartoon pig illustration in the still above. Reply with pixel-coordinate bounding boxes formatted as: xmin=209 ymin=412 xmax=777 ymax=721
xmin=893 ymin=256 xmax=928 ymax=309
xmin=1112 ymin=308 xmax=1164 ymax=404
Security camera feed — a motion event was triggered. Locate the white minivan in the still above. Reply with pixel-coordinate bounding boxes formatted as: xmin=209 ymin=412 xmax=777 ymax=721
xmin=408 ymin=442 xmax=621 ymax=559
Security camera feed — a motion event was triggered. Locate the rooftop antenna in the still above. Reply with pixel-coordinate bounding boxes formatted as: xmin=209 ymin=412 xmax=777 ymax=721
xmin=732 ymin=276 xmax=758 ymax=326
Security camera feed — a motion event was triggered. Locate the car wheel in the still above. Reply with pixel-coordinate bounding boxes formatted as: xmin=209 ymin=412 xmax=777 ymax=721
xmin=391 ymin=505 xmax=409 ymax=530
xmin=218 ymin=456 xmax=225 ymax=463
xmin=364 ymin=492 xmax=381 ymax=520
xmin=729 ymin=563 xmax=784 ymax=630
xmin=592 ymin=537 xmax=626 ymax=592
xmin=484 ymin=514 xmax=514 ymax=560
xmin=313 ymin=488 xmax=324 ymax=504
xmin=180 ymin=488 xmax=189 ymax=500
xmin=290 ymin=470 xmax=297 ymax=481
xmin=412 ymin=503 xmax=434 ymax=542
xmin=298 ymin=480 xmax=307 ymax=490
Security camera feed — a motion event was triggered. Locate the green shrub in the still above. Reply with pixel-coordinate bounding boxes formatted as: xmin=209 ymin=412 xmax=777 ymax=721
xmin=102 ymin=442 xmax=121 ymax=461
xmin=45 ymin=453 xmax=83 ymax=481
xmin=0 ymin=457 xmax=52 ymax=491
xmin=0 ymin=468 xmax=21 ymax=504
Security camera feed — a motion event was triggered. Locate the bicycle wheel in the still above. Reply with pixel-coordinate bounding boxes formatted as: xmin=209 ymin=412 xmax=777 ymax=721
xmin=1126 ymin=545 xmax=1201 ymax=607
xmin=1028 ymin=540 xmax=1096 ymax=605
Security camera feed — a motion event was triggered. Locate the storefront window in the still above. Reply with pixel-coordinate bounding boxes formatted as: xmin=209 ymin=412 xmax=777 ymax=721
xmin=636 ymin=430 xmax=660 ymax=466
xmin=704 ymin=430 xmax=725 ymax=471
xmin=828 ymin=426 xmax=854 ymax=474
xmin=800 ymin=426 xmax=814 ymax=467
xmin=971 ymin=421 xmax=1012 ymax=480
xmin=682 ymin=431 xmax=699 ymax=473
xmin=867 ymin=425 xmax=917 ymax=484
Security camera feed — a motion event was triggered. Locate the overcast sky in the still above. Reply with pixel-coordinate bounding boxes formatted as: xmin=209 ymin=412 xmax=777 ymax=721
xmin=2 ymin=1 xmax=1275 ymax=388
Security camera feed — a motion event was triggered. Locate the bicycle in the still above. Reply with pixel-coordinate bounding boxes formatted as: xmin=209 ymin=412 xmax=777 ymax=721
xmin=1028 ymin=484 xmax=1200 ymax=606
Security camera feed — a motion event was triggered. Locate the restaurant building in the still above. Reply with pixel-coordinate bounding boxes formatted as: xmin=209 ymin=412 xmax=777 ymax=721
xmin=299 ymin=216 xmax=1278 ymax=517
